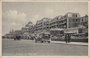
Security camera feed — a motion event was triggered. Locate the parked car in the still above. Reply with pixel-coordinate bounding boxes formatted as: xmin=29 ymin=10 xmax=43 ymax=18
xmin=35 ymin=33 xmax=51 ymax=43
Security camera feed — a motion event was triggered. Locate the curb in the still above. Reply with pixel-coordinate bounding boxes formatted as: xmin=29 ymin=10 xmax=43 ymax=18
xmin=51 ymin=41 xmax=88 ymax=46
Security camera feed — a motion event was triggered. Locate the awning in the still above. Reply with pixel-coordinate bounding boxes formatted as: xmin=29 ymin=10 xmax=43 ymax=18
xmin=50 ymin=28 xmax=64 ymax=31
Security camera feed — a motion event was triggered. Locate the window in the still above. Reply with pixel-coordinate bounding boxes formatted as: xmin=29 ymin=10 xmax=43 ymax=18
xmin=82 ymin=18 xmax=83 ymax=21
xmin=68 ymin=14 xmax=72 ymax=17
xmin=76 ymin=19 xmax=78 ymax=22
xmin=78 ymin=28 xmax=82 ymax=33
xmin=76 ymin=14 xmax=77 ymax=17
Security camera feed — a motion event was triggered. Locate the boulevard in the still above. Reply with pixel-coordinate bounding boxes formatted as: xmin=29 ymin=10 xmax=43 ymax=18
xmin=2 ymin=39 xmax=88 ymax=56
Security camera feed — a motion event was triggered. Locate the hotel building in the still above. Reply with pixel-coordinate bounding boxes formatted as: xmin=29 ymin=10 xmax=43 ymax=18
xmin=35 ymin=18 xmax=51 ymax=34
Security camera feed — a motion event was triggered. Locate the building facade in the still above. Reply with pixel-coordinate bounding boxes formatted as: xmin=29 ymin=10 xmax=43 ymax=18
xmin=35 ymin=18 xmax=51 ymax=34
xmin=50 ymin=12 xmax=80 ymax=29
xmin=50 ymin=15 xmax=67 ymax=29
xmin=64 ymin=13 xmax=88 ymax=34
xmin=33 ymin=12 xmax=88 ymax=34
xmin=21 ymin=21 xmax=34 ymax=35
xmin=80 ymin=15 xmax=88 ymax=28
xmin=49 ymin=12 xmax=88 ymax=34
xmin=65 ymin=12 xmax=81 ymax=28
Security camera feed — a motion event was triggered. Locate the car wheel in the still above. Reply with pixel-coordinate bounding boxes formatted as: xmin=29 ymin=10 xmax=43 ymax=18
xmin=48 ymin=41 xmax=50 ymax=43
xmin=41 ymin=41 xmax=43 ymax=43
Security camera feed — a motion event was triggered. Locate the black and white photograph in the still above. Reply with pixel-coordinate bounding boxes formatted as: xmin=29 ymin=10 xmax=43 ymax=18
xmin=2 ymin=2 xmax=88 ymax=56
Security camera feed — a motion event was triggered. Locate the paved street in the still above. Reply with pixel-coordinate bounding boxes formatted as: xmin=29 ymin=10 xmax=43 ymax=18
xmin=2 ymin=39 xmax=88 ymax=56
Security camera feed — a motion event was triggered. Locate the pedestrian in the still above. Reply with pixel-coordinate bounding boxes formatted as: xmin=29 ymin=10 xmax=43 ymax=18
xmin=68 ymin=34 xmax=71 ymax=43
xmin=31 ymin=36 xmax=34 ymax=40
xmin=14 ymin=35 xmax=16 ymax=40
xmin=65 ymin=34 xmax=68 ymax=43
xmin=16 ymin=35 xmax=21 ymax=40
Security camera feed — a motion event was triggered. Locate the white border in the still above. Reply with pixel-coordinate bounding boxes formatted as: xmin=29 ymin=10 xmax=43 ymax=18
xmin=2 ymin=0 xmax=89 ymax=2
xmin=1 ymin=0 xmax=90 ymax=58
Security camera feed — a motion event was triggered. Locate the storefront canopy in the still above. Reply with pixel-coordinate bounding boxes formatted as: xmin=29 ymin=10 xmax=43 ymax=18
xmin=50 ymin=28 xmax=64 ymax=31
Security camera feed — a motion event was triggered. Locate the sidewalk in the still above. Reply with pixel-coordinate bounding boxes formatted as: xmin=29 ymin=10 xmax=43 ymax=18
xmin=51 ymin=41 xmax=88 ymax=46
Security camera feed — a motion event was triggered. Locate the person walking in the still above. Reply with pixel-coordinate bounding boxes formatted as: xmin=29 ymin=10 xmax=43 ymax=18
xmin=68 ymin=34 xmax=71 ymax=43
xmin=14 ymin=35 xmax=16 ymax=40
xmin=65 ymin=34 xmax=68 ymax=43
xmin=16 ymin=35 xmax=21 ymax=40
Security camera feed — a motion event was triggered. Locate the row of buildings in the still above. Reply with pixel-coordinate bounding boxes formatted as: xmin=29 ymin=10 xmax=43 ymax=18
xmin=32 ymin=12 xmax=88 ymax=35
xmin=4 ymin=12 xmax=88 ymax=38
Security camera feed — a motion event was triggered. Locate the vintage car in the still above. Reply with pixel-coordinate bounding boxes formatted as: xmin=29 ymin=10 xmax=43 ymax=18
xmin=35 ymin=33 xmax=51 ymax=43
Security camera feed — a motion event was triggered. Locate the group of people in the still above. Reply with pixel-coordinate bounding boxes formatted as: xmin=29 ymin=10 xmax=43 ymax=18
xmin=14 ymin=35 xmax=21 ymax=40
xmin=65 ymin=34 xmax=71 ymax=43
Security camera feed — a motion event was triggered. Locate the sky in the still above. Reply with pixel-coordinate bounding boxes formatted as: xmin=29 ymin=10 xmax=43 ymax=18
xmin=2 ymin=2 xmax=88 ymax=35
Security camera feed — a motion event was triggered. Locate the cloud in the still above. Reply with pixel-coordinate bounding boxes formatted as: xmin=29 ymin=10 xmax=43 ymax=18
xmin=45 ymin=9 xmax=54 ymax=15
xmin=30 ymin=14 xmax=43 ymax=24
xmin=3 ymin=10 xmax=27 ymax=22
xmin=29 ymin=9 xmax=54 ymax=24
xmin=2 ymin=10 xmax=27 ymax=35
